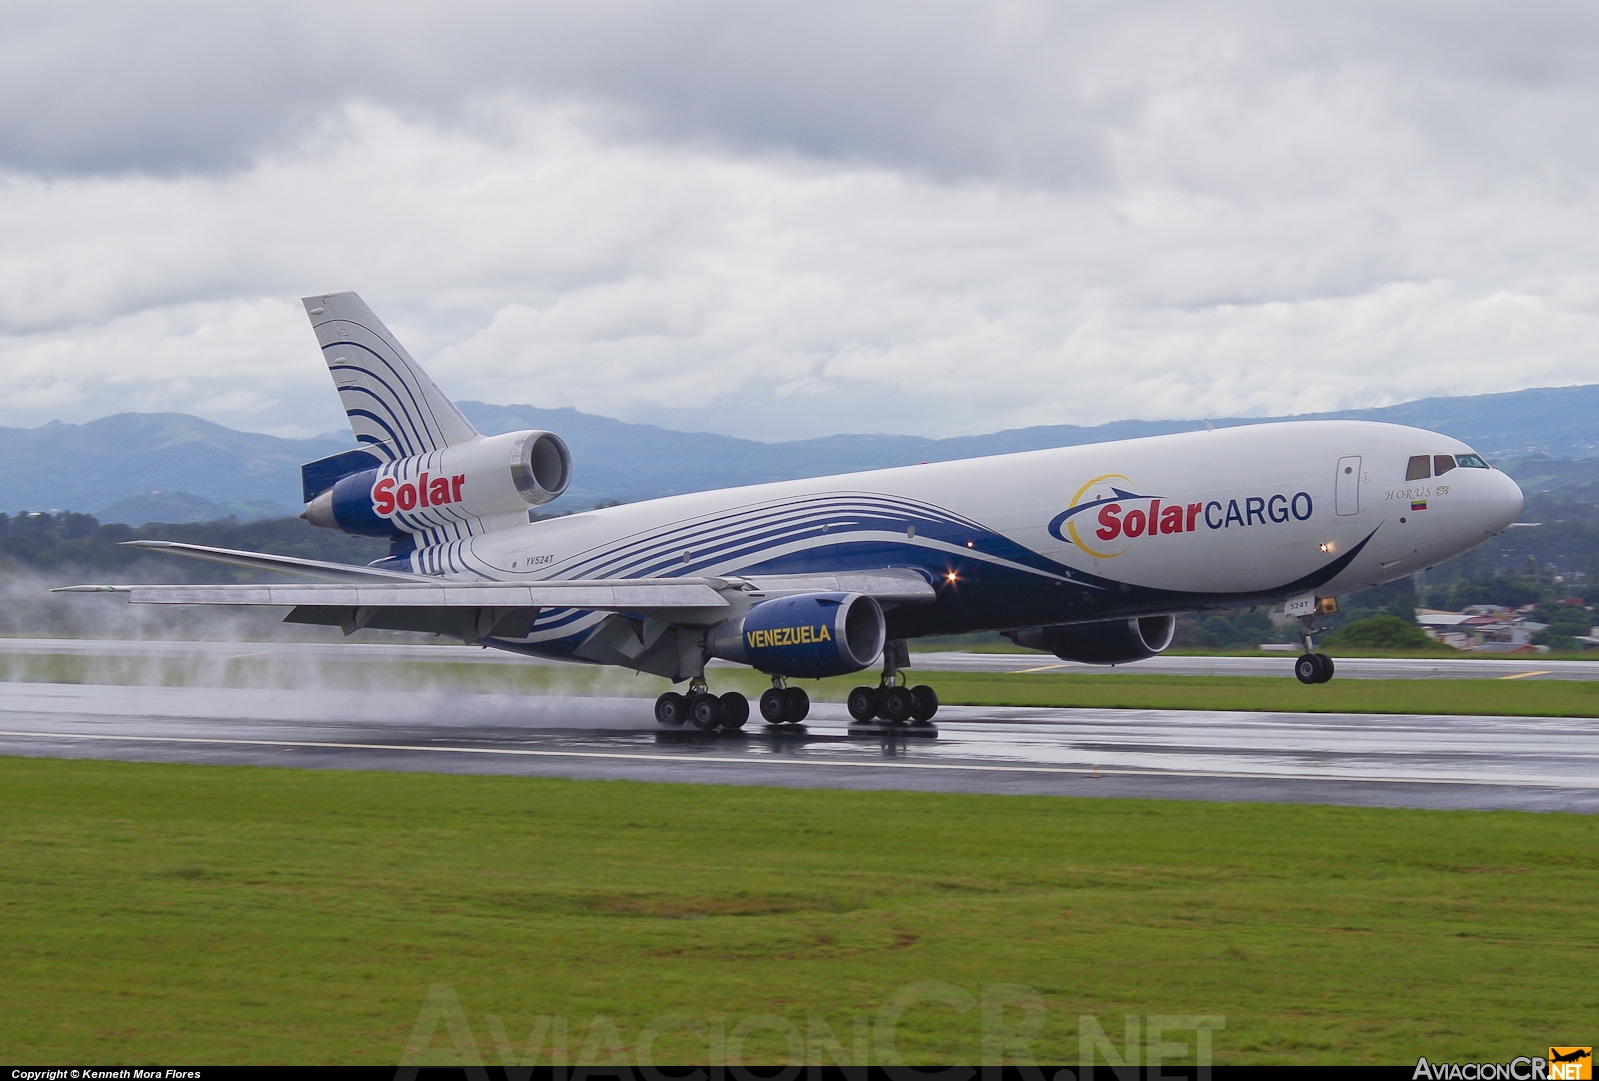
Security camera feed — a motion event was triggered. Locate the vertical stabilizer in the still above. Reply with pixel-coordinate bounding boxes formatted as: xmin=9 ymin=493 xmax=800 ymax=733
xmin=303 ymin=292 xmax=478 ymax=459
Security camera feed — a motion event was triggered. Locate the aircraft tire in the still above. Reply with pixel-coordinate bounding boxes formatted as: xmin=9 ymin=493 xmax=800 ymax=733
xmin=910 ymin=684 xmax=939 ymax=723
xmin=655 ymin=692 xmax=687 ymax=727
xmin=719 ymin=692 xmax=750 ymax=729
xmin=759 ymin=688 xmax=788 ymax=725
xmin=880 ymin=685 xmax=916 ymax=724
xmin=1314 ymin=653 xmax=1335 ymax=683
xmin=1294 ymin=654 xmax=1320 ymax=684
xmin=784 ymin=687 xmax=810 ymax=724
xmin=689 ymin=692 xmax=723 ymax=731
xmin=847 ymin=686 xmax=880 ymax=722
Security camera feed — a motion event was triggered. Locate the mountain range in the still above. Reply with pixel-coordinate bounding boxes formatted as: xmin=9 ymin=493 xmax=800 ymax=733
xmin=5 ymin=382 xmax=1596 ymax=524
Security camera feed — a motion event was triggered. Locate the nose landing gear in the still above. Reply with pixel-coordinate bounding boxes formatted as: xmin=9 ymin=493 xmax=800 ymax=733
xmin=1294 ymin=652 xmax=1335 ymax=684
xmin=847 ymin=640 xmax=939 ymax=724
xmin=1293 ymin=614 xmax=1335 ymax=685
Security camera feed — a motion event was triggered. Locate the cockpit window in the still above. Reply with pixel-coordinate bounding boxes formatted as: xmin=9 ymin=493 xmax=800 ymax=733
xmin=1405 ymin=455 xmax=1431 ymax=481
xmin=1434 ymin=454 xmax=1456 ymax=476
xmin=1455 ymin=453 xmax=1489 ymax=469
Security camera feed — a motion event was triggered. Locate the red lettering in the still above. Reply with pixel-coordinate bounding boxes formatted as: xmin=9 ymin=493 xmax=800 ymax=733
xmin=1123 ymin=508 xmax=1146 ymax=537
xmin=1095 ymin=503 xmax=1122 ymax=541
xmin=1186 ymin=503 xmax=1203 ymax=531
xmin=372 ymin=477 xmax=396 ymax=516
xmin=396 ymin=482 xmax=417 ymax=511
xmin=452 ymin=474 xmax=466 ymax=502
xmin=1160 ymin=505 xmax=1185 ymax=534
xmin=418 ymin=472 xmax=430 ymax=507
xmin=429 ymin=476 xmax=452 ymax=505
xmin=1148 ymin=500 xmax=1161 ymax=536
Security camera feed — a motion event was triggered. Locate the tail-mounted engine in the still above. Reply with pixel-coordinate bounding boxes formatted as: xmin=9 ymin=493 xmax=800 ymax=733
xmin=1004 ymin=614 xmax=1176 ymax=665
xmin=707 ymin=592 xmax=886 ymax=679
xmin=301 ymin=430 xmax=572 ymax=537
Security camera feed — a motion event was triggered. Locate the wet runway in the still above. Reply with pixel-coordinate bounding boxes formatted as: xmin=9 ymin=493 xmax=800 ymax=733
xmin=2 ymin=680 xmax=1595 ymax=813
xmin=2 ymin=637 xmax=1595 ymax=680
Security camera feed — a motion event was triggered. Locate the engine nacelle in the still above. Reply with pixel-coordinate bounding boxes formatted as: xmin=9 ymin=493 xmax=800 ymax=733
xmin=1004 ymin=614 xmax=1176 ymax=665
xmin=302 ymin=430 xmax=572 ymax=537
xmin=706 ymin=592 xmax=886 ymax=679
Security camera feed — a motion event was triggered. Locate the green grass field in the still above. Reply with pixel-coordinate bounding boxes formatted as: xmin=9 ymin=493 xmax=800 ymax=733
xmin=3 ymin=755 xmax=1594 ymax=1066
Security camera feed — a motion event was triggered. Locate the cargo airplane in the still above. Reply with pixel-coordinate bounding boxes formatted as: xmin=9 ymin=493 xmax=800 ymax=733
xmin=59 ymin=292 xmax=1525 ymax=730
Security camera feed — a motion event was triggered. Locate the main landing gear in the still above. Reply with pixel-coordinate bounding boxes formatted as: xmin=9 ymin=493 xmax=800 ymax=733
xmin=758 ymin=676 xmax=811 ymax=726
xmin=847 ymin=640 xmax=939 ymax=725
xmin=1293 ymin=614 xmax=1335 ymax=685
xmin=655 ymin=676 xmax=750 ymax=731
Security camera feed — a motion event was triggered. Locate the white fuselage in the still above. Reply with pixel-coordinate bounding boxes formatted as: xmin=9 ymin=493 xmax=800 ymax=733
xmin=401 ymin=420 xmax=1520 ymax=650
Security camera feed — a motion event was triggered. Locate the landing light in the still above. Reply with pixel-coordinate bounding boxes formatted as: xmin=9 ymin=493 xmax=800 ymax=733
xmin=1318 ymin=542 xmax=1334 ymax=553
xmin=945 ymin=571 xmax=958 ymax=583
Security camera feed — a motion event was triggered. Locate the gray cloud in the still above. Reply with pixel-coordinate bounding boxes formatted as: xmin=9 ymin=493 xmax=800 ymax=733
xmin=7 ymin=2 xmax=1599 ymax=185
xmin=3 ymin=2 xmax=1599 ymax=443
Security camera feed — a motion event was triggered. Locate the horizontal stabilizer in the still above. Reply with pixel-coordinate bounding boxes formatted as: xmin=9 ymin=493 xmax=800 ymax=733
xmin=112 ymin=540 xmax=419 ymax=582
xmin=301 ymin=447 xmax=384 ymax=503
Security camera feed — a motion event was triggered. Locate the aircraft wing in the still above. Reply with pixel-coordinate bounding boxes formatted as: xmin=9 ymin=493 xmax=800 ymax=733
xmin=53 ymin=569 xmax=934 ymax=611
xmin=53 ymin=565 xmax=935 ymax=639
xmin=106 ymin=541 xmax=937 ymax=603
xmin=54 ymin=577 xmax=733 ymax=611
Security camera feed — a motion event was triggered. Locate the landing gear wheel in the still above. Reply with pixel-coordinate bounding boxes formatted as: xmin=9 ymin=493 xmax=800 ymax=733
xmin=1314 ymin=653 xmax=1335 ymax=684
xmin=759 ymin=688 xmax=788 ymax=725
xmin=783 ymin=687 xmax=810 ymax=724
xmin=847 ymin=686 xmax=880 ymax=722
xmin=909 ymin=685 xmax=939 ymax=723
xmin=1294 ymin=654 xmax=1321 ymax=685
xmin=718 ymin=692 xmax=749 ymax=730
xmin=655 ymin=692 xmax=687 ymax=727
xmin=689 ymin=692 xmax=723 ymax=731
xmin=880 ymin=685 xmax=916 ymax=724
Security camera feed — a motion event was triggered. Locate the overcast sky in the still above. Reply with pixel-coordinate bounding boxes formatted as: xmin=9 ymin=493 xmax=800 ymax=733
xmin=3 ymin=1 xmax=1598 ymax=440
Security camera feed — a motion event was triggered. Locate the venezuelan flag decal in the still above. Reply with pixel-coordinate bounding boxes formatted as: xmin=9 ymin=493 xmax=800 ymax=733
xmin=1411 ymin=499 xmax=1428 ymax=511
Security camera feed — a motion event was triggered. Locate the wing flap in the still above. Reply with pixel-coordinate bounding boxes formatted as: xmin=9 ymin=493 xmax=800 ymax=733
xmin=736 ymin=569 xmax=936 ymax=604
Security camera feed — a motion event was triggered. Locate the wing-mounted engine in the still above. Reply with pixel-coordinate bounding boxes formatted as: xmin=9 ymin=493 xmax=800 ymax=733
xmin=300 ymin=430 xmax=572 ymax=538
xmin=1004 ymin=614 xmax=1176 ymax=664
xmin=707 ymin=592 xmax=886 ymax=678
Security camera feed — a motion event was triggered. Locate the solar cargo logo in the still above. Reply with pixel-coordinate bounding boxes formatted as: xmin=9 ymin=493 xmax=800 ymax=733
xmin=1048 ymin=473 xmax=1313 ymax=559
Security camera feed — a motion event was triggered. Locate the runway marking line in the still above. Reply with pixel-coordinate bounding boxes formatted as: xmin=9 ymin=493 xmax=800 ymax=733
xmin=0 ymin=728 xmax=1594 ymax=791
xmin=1013 ymin=663 xmax=1072 ymax=673
xmin=1498 ymin=671 xmax=1553 ymax=680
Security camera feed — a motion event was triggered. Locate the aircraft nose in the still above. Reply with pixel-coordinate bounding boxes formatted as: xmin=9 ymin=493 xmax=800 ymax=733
xmin=1489 ymin=469 xmax=1523 ymax=532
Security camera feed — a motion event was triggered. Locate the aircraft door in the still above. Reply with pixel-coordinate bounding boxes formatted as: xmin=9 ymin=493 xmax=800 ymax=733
xmin=1335 ymin=456 xmax=1361 ymax=516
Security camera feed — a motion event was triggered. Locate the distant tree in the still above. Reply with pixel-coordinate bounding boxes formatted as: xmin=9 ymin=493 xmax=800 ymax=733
xmin=0 ymin=511 xmax=387 ymax=579
xmin=1531 ymin=604 xmax=1593 ymax=642
xmin=1533 ymin=631 xmax=1584 ymax=652
xmin=1172 ymin=608 xmax=1278 ymax=650
xmin=1335 ymin=576 xmax=1418 ymax=624
xmin=1321 ymin=615 xmax=1438 ymax=650
xmin=1427 ymin=573 xmax=1544 ymax=610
